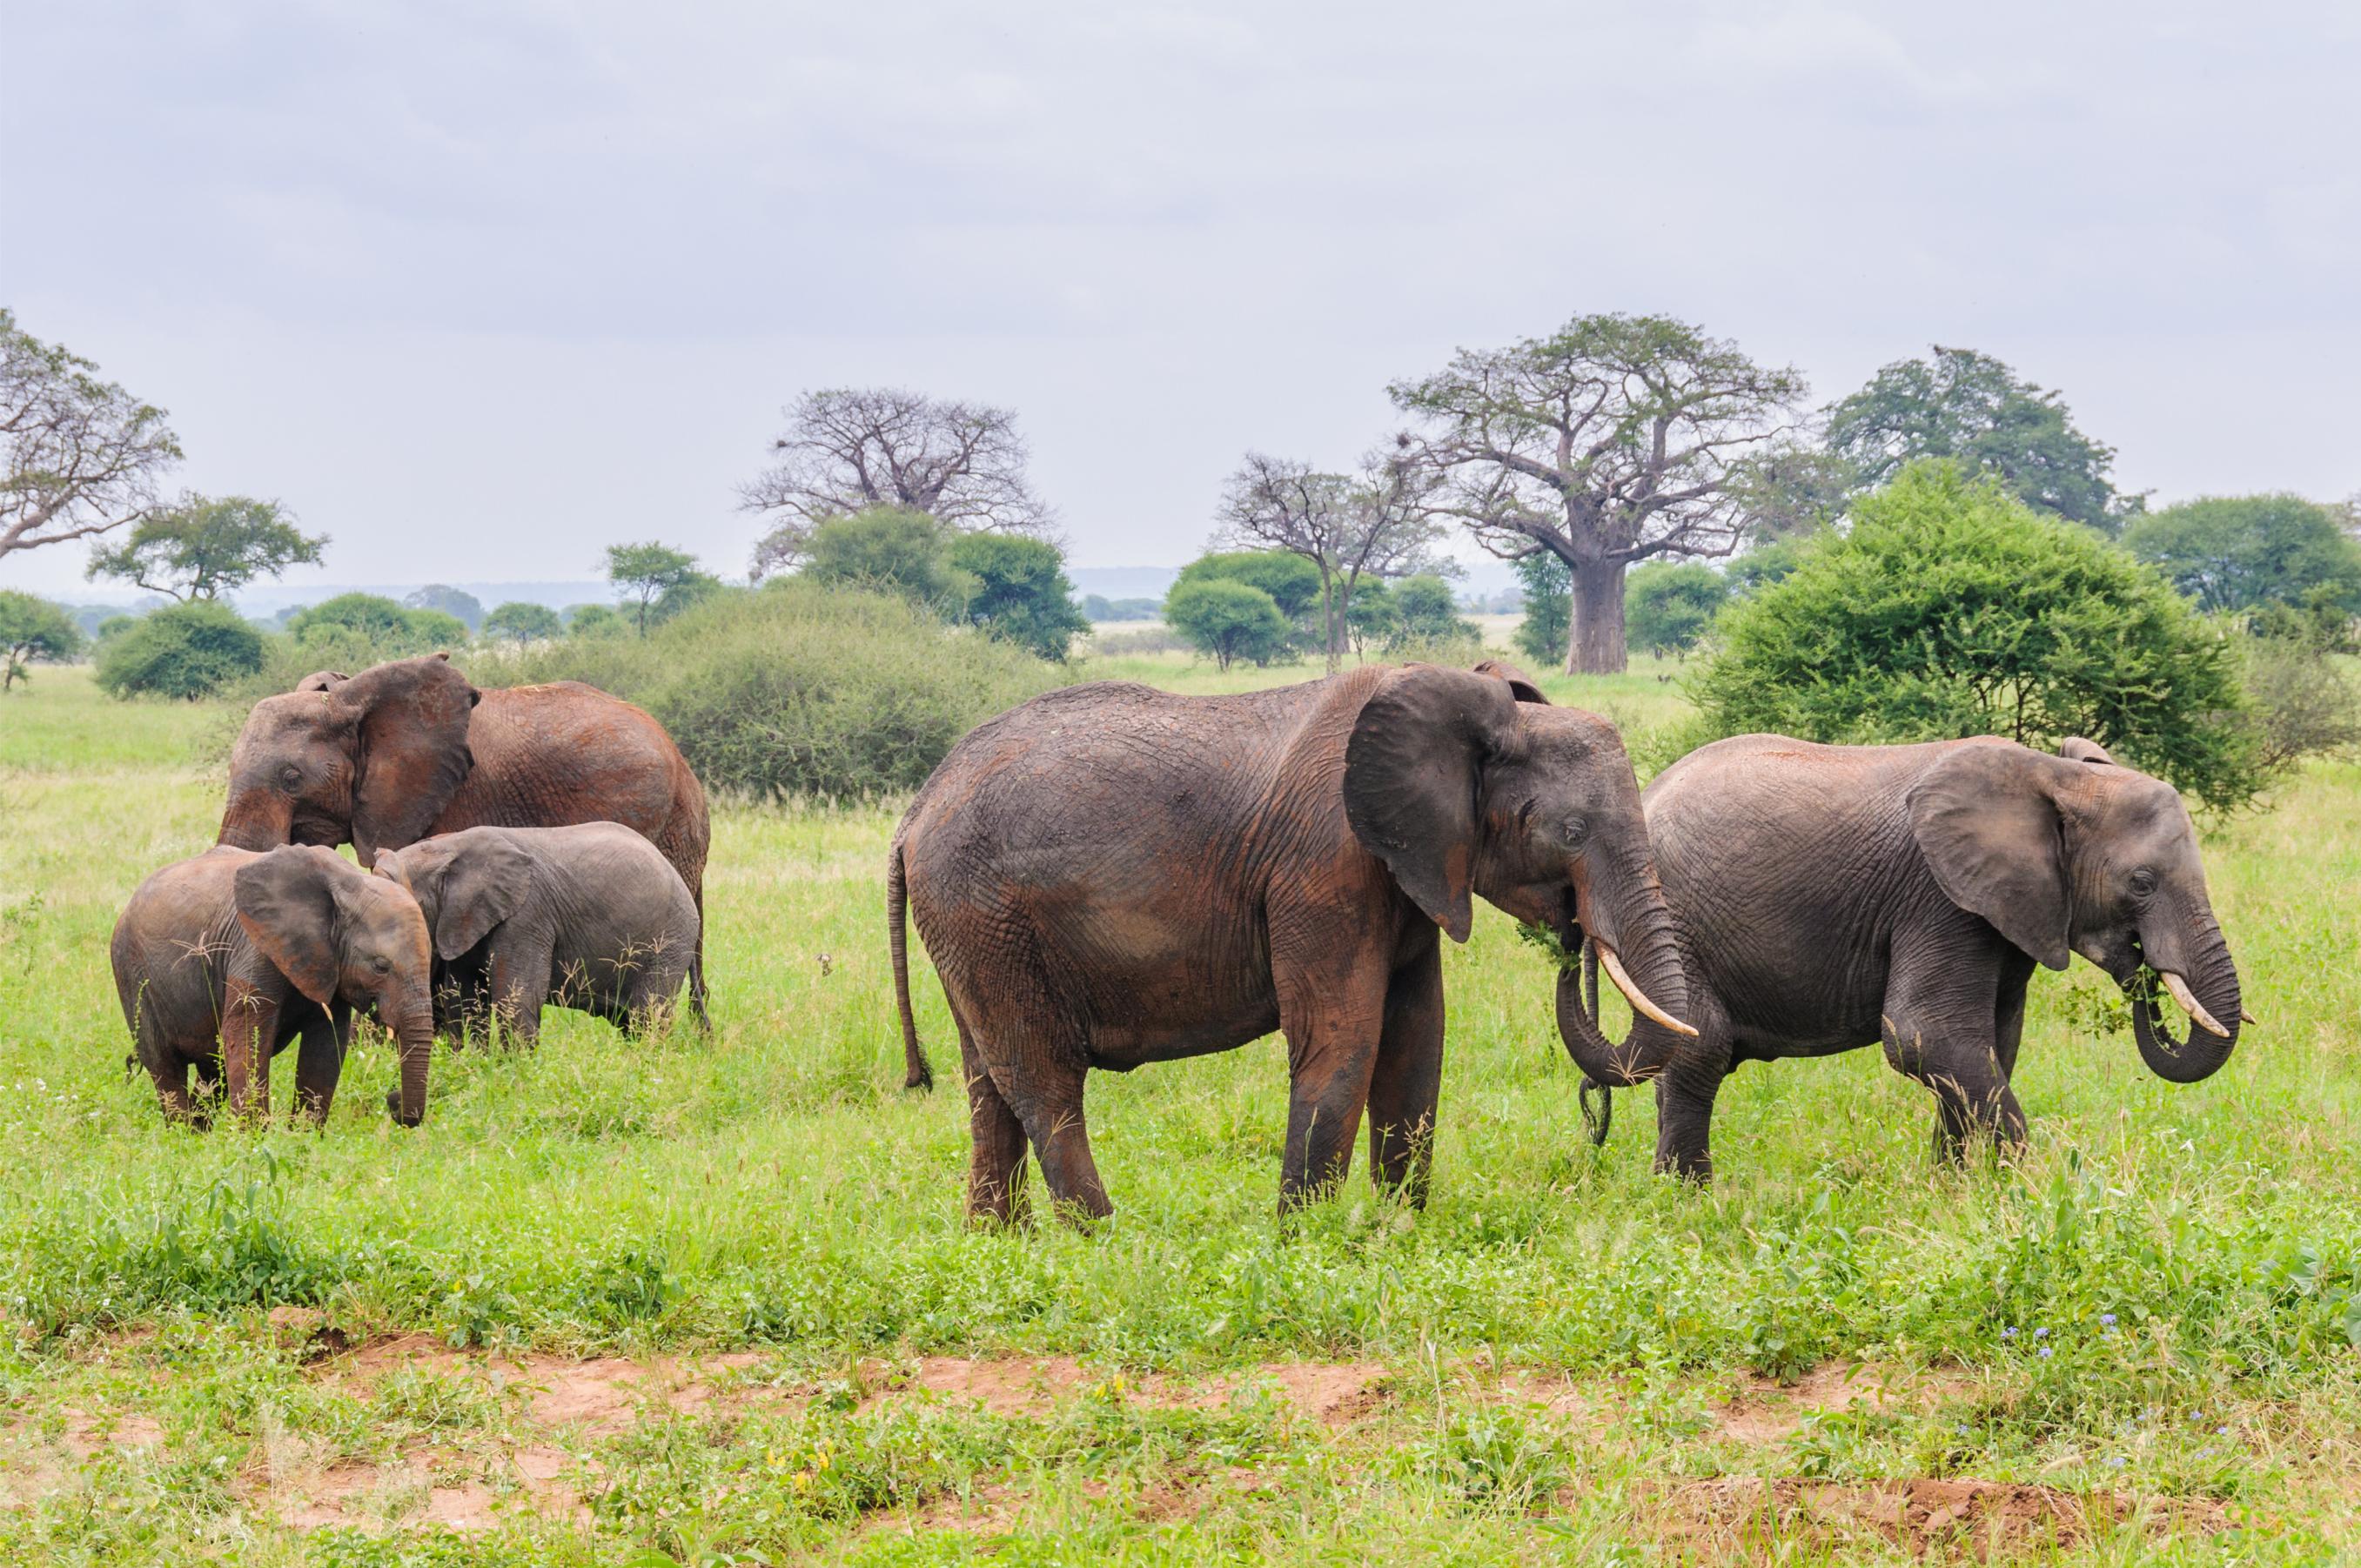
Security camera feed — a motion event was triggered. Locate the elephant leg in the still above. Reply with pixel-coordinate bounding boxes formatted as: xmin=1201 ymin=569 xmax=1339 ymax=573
xmin=220 ymin=980 xmax=277 ymax=1121
xmin=1274 ymin=948 xmax=1387 ymax=1211
xmin=998 ymin=1055 xmax=1106 ymax=1226
xmin=1992 ymin=948 xmax=2036 ymax=1082
xmin=147 ymin=1053 xmax=195 ymax=1123
xmin=1881 ymin=951 xmax=2022 ymax=1163
xmin=291 ymin=1004 xmax=345 ymax=1126
xmin=1651 ymin=1005 xmax=1732 ymax=1181
xmin=486 ymin=940 xmax=552 ymax=1049
xmin=957 ymin=1013 xmax=1029 ymax=1226
xmin=1365 ymin=938 xmax=1444 ymax=1205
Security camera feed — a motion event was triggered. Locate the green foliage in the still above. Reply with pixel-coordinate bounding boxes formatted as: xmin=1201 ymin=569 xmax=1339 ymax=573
xmin=93 ymin=598 xmax=265 ymax=700
xmin=800 ymin=507 xmax=971 ymax=615
xmin=1724 ymin=535 xmax=1816 ymax=598
xmin=495 ymin=578 xmax=1058 ymax=801
xmin=85 ymin=494 xmax=324 ymax=601
xmin=1381 ymin=573 xmax=1479 ymax=654
xmin=566 ymin=603 xmax=629 ymax=639
xmin=1624 ymin=561 xmax=1727 ymax=658
xmin=1826 ymin=345 xmax=2130 ymax=533
xmin=1511 ymin=553 xmax=1571 ymax=667
xmin=649 ymin=571 xmax=728 ymax=629
xmin=481 ymin=600 xmax=564 ymax=644
xmin=2242 ymin=634 xmax=2361 ymax=771
xmin=1162 ymin=577 xmax=1291 ymax=671
xmin=0 ymin=589 xmax=84 ymax=692
xmin=2123 ymin=493 xmax=2361 ymax=617
xmin=605 ymin=541 xmax=704 ymax=636
xmin=1688 ymin=461 xmax=2264 ymax=811
xmin=1344 ymin=576 xmax=1392 ymax=657
xmin=947 ymin=532 xmax=1090 ymax=660
xmin=1175 ymin=550 xmax=1325 ymax=622
xmin=405 ymin=583 xmax=485 ymax=630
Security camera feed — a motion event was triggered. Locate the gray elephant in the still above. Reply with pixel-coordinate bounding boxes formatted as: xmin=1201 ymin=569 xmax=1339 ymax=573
xmin=1562 ymin=734 xmax=2247 ymax=1179
xmin=111 ymin=845 xmax=437 ymax=1125
xmin=372 ymin=822 xmax=701 ymax=1046
xmin=891 ymin=664 xmax=1692 ymax=1223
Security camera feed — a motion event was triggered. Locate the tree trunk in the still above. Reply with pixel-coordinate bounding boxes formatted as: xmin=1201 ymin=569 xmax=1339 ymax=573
xmin=1566 ymin=557 xmax=1628 ymax=674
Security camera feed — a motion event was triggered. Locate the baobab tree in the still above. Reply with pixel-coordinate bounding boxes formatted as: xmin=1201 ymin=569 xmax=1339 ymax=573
xmin=1391 ymin=313 xmax=1806 ymax=673
xmin=741 ymin=387 xmax=1055 ymax=577
xmin=1212 ymin=450 xmax=1443 ymax=672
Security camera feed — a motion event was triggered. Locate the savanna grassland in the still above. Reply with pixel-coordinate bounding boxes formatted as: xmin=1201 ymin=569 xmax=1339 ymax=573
xmin=2 ymin=654 xmax=2358 ymax=1566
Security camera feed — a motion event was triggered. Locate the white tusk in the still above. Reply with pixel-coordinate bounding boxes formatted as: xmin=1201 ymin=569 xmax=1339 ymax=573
xmin=2158 ymin=971 xmax=2230 ymax=1038
xmin=1595 ymin=944 xmax=1699 ymax=1038
xmin=2240 ymin=1007 xmax=2257 ymax=1027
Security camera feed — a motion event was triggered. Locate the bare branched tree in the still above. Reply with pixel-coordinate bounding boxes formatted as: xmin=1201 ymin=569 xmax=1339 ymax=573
xmin=1390 ymin=313 xmax=1806 ymax=673
xmin=1215 ymin=451 xmax=1445 ymax=673
xmin=1 ymin=309 xmax=182 ymax=561
xmin=741 ymin=387 xmax=1055 ymax=578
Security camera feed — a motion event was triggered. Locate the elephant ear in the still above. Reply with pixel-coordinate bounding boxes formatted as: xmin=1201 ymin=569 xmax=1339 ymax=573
xmin=333 ymin=655 xmax=480 ymax=865
xmin=1471 ymin=659 xmax=1549 ymax=705
xmin=1344 ymin=666 xmax=1519 ymax=943
xmin=2058 ymin=736 xmax=2116 ymax=766
xmin=294 ymin=670 xmax=350 ymax=694
xmin=426 ymin=833 xmax=534 ymax=962
xmin=1906 ymin=742 xmax=2073 ymax=971
xmin=233 ymin=846 xmax=353 ymax=1006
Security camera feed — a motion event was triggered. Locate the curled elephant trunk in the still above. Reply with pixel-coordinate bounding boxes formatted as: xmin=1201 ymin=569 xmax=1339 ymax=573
xmin=2126 ymin=924 xmax=2241 ymax=1084
xmin=1554 ymin=890 xmax=1692 ymax=1099
xmin=218 ymin=792 xmax=294 ymax=852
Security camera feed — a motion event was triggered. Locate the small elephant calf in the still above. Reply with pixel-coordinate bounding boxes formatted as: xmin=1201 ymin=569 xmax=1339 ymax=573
xmin=111 ymin=845 xmax=438 ymax=1125
xmin=372 ymin=822 xmax=702 ymax=1045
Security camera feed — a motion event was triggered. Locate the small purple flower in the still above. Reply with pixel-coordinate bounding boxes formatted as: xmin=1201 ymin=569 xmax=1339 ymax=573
xmin=2216 ymin=1426 xmax=2230 ymax=1437
xmin=2034 ymin=1327 xmax=2049 ymax=1339
xmin=2002 ymin=1326 xmax=2017 ymax=1339
xmin=2197 ymin=1447 xmax=2216 ymax=1459
xmin=2099 ymin=1313 xmax=2116 ymax=1327
xmin=2039 ymin=1344 xmax=2054 ymax=1357
xmin=2108 ymin=1456 xmax=2126 ymax=1469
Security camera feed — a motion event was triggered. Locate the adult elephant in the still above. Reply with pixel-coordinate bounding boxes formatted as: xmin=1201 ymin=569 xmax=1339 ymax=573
xmin=218 ymin=654 xmax=710 ymax=1022
xmin=889 ymin=664 xmax=1692 ymax=1223
xmin=1562 ymin=734 xmax=2247 ymax=1180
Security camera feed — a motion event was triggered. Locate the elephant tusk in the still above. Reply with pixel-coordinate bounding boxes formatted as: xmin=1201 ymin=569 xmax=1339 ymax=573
xmin=2158 ymin=970 xmax=2230 ymax=1038
xmin=2241 ymin=1007 xmax=2258 ymax=1027
xmin=1595 ymin=944 xmax=1699 ymax=1038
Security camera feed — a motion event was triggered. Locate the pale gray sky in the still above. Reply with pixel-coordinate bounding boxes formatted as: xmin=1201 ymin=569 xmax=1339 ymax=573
xmin=3 ymin=0 xmax=2356 ymax=599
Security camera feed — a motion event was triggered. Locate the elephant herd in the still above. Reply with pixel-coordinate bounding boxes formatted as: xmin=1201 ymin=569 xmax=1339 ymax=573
xmin=109 ymin=653 xmax=2245 ymax=1223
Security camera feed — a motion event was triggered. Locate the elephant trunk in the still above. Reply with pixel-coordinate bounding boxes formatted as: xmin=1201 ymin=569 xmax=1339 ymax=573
xmin=1555 ymin=849 xmax=1692 ymax=1089
xmin=2128 ymin=912 xmax=2240 ymax=1084
xmin=386 ymin=988 xmax=435 ymax=1126
xmin=218 ymin=788 xmax=294 ymax=852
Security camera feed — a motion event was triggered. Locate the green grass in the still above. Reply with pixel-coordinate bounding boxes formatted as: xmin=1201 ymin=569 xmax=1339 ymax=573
xmin=2 ymin=660 xmax=2358 ymax=1564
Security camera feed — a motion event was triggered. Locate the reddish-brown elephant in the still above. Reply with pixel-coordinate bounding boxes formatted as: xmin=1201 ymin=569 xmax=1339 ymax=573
xmin=217 ymin=654 xmax=710 ymax=1023
xmin=889 ymin=663 xmax=1691 ymax=1223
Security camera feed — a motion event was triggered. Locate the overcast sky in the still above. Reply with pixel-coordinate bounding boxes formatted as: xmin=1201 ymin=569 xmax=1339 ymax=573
xmin=3 ymin=0 xmax=2356 ymax=598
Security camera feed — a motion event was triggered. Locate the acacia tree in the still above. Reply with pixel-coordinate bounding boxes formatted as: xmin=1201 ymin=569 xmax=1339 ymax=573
xmin=604 ymin=542 xmax=701 ymax=636
xmin=1213 ymin=451 xmax=1443 ymax=672
xmin=0 ymin=590 xmax=84 ymax=692
xmin=741 ymin=388 xmax=1055 ymax=577
xmin=1391 ymin=313 xmax=1806 ymax=673
xmin=2 ymin=310 xmax=182 ymax=560
xmin=87 ymin=495 xmax=325 ymax=601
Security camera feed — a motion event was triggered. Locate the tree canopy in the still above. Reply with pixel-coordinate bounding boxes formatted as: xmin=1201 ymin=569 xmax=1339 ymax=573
xmin=1511 ymin=551 xmax=1572 ymax=667
xmin=605 ymin=542 xmax=704 ymax=636
xmin=1212 ymin=451 xmax=1442 ymax=671
xmin=743 ymin=388 xmax=1055 ymax=576
xmin=0 ymin=590 xmax=84 ymax=692
xmin=405 ymin=584 xmax=485 ymax=630
xmin=802 ymin=508 xmax=974 ymax=614
xmin=95 ymin=600 xmax=265 ymax=700
xmin=1391 ymin=312 xmax=1806 ymax=673
xmin=1825 ymin=346 xmax=2130 ymax=533
xmin=2 ymin=310 xmax=183 ymax=560
xmin=1625 ymin=561 xmax=1727 ymax=658
xmin=483 ymin=601 xmax=565 ymax=644
xmin=286 ymin=593 xmax=465 ymax=654
xmin=1163 ymin=578 xmax=1291 ymax=671
xmin=2122 ymin=493 xmax=2361 ymax=617
xmin=1688 ymin=461 xmax=2261 ymax=812
xmin=87 ymin=495 xmax=324 ymax=601
xmin=947 ymin=532 xmax=1090 ymax=660
xmin=1174 ymin=550 xmax=1324 ymax=625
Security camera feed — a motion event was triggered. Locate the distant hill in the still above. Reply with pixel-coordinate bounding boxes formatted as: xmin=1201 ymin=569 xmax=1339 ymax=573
xmin=225 ymin=581 xmax=615 ymax=616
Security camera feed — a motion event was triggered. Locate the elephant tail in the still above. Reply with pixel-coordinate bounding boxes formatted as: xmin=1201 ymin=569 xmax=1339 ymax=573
xmin=889 ymin=835 xmax=932 ymax=1092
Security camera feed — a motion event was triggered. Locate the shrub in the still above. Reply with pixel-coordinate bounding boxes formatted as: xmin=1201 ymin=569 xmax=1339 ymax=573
xmin=1725 ymin=535 xmax=1816 ymax=598
xmin=285 ymin=593 xmax=464 ymax=656
xmin=95 ymin=600 xmax=265 ymax=700
xmin=2244 ymin=635 xmax=2361 ymax=772
xmin=567 ymin=604 xmax=629 ymax=639
xmin=802 ymin=508 xmax=973 ymax=614
xmin=1687 ymin=460 xmax=2264 ymax=812
xmin=491 ymin=580 xmax=1059 ymax=801
xmin=1511 ymin=553 xmax=1571 ymax=667
xmin=1163 ymin=578 xmax=1291 ymax=670
xmin=949 ymin=533 xmax=1090 ymax=660
xmin=1625 ymin=561 xmax=1728 ymax=658
xmin=1174 ymin=551 xmax=1324 ymax=623
xmin=1382 ymin=573 xmax=1479 ymax=655
xmin=481 ymin=601 xmax=564 ymax=644
xmin=0 ymin=590 xmax=84 ymax=692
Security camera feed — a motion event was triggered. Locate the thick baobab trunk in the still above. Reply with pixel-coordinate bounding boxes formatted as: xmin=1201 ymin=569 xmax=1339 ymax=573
xmin=1566 ymin=557 xmax=1628 ymax=675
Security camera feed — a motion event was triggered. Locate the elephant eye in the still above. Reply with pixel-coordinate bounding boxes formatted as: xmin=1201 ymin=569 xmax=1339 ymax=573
xmin=371 ymin=955 xmax=392 ymax=974
xmin=278 ymin=765 xmax=303 ymax=790
xmin=2128 ymin=868 xmax=2158 ymax=897
xmin=1559 ymin=815 xmax=1590 ymax=848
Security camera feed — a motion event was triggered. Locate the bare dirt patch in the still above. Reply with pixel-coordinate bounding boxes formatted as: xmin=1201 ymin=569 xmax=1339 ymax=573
xmin=861 ymin=1357 xmax=1388 ymax=1424
xmin=1652 ymin=1477 xmax=2223 ymax=1559
xmin=1717 ymin=1363 xmax=1982 ymax=1445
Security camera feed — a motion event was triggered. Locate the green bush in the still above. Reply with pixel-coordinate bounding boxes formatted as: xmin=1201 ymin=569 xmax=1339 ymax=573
xmin=95 ymin=600 xmax=265 ymax=700
xmin=948 ymin=533 xmax=1090 ymax=660
xmin=2123 ymin=493 xmax=2361 ymax=617
xmin=802 ymin=507 xmax=973 ymax=614
xmin=1687 ymin=460 xmax=2264 ymax=811
xmin=1625 ymin=560 xmax=1727 ymax=658
xmin=0 ymin=590 xmax=84 ymax=692
xmin=489 ymin=579 xmax=1060 ymax=801
xmin=481 ymin=601 xmax=564 ymax=644
xmin=1163 ymin=578 xmax=1291 ymax=670
xmin=285 ymin=593 xmax=466 ymax=655
xmin=566 ymin=604 xmax=629 ymax=639
xmin=1175 ymin=551 xmax=1324 ymax=623
xmin=1380 ymin=573 xmax=1479 ymax=656
xmin=1511 ymin=553 xmax=1571 ymax=667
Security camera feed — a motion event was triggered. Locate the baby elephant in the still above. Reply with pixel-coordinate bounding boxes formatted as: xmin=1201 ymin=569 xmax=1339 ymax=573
xmin=372 ymin=822 xmax=701 ymax=1045
xmin=111 ymin=844 xmax=437 ymax=1125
